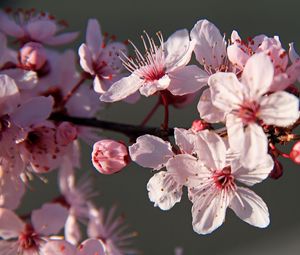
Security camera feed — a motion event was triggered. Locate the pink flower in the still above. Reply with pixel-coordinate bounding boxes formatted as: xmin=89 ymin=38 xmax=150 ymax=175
xmin=166 ymin=130 xmax=274 ymax=234
xmin=56 ymin=122 xmax=78 ymax=146
xmin=290 ymin=141 xmax=300 ymax=164
xmin=78 ymin=19 xmax=131 ymax=97
xmin=88 ymin=205 xmax=137 ymax=255
xmin=19 ymin=42 xmax=47 ymax=71
xmin=100 ymin=29 xmax=207 ymax=102
xmin=0 ymin=204 xmax=68 ymax=254
xmin=0 ymin=9 xmax=78 ymax=45
xmin=92 ymin=140 xmax=129 ymax=175
xmin=209 ymin=53 xmax=299 ymax=168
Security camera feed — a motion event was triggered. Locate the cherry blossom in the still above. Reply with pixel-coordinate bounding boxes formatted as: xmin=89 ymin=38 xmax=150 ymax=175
xmin=166 ymin=130 xmax=274 ymax=234
xmin=208 ymin=53 xmax=299 ymax=168
xmin=100 ymin=29 xmax=207 ymax=102
xmin=0 ymin=9 xmax=78 ymax=45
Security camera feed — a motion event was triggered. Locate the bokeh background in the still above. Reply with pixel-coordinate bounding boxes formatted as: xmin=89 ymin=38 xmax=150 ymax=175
xmin=1 ymin=0 xmax=300 ymax=254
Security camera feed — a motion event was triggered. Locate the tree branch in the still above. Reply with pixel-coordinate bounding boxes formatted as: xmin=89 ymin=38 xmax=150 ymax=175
xmin=50 ymin=113 xmax=174 ymax=139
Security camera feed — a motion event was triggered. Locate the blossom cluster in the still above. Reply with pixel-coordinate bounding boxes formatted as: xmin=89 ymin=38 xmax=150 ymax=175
xmin=0 ymin=6 xmax=299 ymax=254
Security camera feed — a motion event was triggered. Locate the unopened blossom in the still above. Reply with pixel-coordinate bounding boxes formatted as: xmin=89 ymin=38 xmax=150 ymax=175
xmin=79 ymin=19 xmax=135 ymax=101
xmin=92 ymin=140 xmax=129 ymax=174
xmin=0 ymin=204 xmax=68 ymax=254
xmin=191 ymin=119 xmax=211 ymax=132
xmin=0 ymin=9 xmax=78 ymax=45
xmin=209 ymin=53 xmax=299 ymax=168
xmin=167 ymin=130 xmax=274 ymax=234
xmin=88 ymin=205 xmax=138 ymax=255
xmin=100 ymin=29 xmax=207 ymax=102
xmin=290 ymin=141 xmax=300 ymax=164
xmin=19 ymin=42 xmax=47 ymax=71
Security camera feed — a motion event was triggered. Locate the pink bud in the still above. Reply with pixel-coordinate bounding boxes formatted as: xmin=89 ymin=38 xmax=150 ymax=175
xmin=191 ymin=119 xmax=210 ymax=132
xmin=56 ymin=122 xmax=77 ymax=146
xmin=92 ymin=139 xmax=129 ymax=174
xmin=20 ymin=42 xmax=47 ymax=70
xmin=290 ymin=141 xmax=300 ymax=164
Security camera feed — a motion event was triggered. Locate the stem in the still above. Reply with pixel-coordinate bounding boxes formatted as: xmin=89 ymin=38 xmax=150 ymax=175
xmin=160 ymin=92 xmax=169 ymax=130
xmin=61 ymin=75 xmax=86 ymax=106
xmin=140 ymin=98 xmax=161 ymax=126
xmin=269 ymin=142 xmax=290 ymax=159
xmin=50 ymin=113 xmax=173 ymax=139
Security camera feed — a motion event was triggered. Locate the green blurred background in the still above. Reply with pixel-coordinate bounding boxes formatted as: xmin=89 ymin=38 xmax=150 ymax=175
xmin=1 ymin=0 xmax=300 ymax=254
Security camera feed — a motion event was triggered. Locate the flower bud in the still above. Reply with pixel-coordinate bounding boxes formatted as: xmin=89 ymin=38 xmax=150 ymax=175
xmin=269 ymin=158 xmax=283 ymax=179
xmin=191 ymin=119 xmax=210 ymax=132
xmin=20 ymin=42 xmax=47 ymax=70
xmin=92 ymin=139 xmax=129 ymax=174
xmin=56 ymin=122 xmax=77 ymax=146
xmin=290 ymin=141 xmax=300 ymax=164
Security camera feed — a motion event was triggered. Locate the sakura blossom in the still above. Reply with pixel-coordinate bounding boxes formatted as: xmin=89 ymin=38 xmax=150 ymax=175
xmin=100 ymin=29 xmax=207 ymax=102
xmin=0 ymin=6 xmax=299 ymax=254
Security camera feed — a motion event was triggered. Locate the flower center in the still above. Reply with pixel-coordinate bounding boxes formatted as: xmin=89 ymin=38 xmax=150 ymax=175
xmin=213 ymin=166 xmax=235 ymax=190
xmin=237 ymin=100 xmax=260 ymax=124
xmin=120 ymin=31 xmax=166 ymax=82
xmin=18 ymin=224 xmax=39 ymax=250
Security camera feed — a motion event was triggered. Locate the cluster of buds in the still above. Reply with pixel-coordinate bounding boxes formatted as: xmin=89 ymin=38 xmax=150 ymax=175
xmin=0 ymin=6 xmax=299 ymax=255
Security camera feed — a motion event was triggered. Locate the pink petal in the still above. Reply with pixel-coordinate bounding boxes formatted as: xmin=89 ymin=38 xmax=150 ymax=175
xmin=0 ymin=208 xmax=24 ymax=239
xmin=41 ymin=240 xmax=76 ymax=255
xmin=190 ymin=19 xmax=226 ymax=70
xmin=174 ymin=128 xmax=195 ymax=154
xmin=26 ymin=20 xmax=57 ymax=41
xmin=77 ymin=239 xmax=105 ymax=255
xmin=241 ymin=53 xmax=274 ymax=100
xmin=241 ymin=124 xmax=268 ymax=169
xmin=31 ymin=203 xmax=68 ymax=236
xmin=166 ymin=154 xmax=210 ymax=187
xmin=147 ymin=171 xmax=182 ymax=210
xmin=3 ymin=69 xmax=38 ymax=90
xmin=167 ymin=65 xmax=208 ymax=96
xmin=100 ymin=74 xmax=143 ymax=102
xmin=59 ymin=157 xmax=75 ymax=194
xmin=289 ymin=42 xmax=300 ymax=63
xmin=11 ymin=96 xmax=53 ymax=128
xmin=226 ymin=114 xmax=245 ymax=154
xmin=0 ymin=74 xmax=20 ymax=115
xmin=164 ymin=29 xmax=193 ymax=71
xmin=129 ymin=135 xmax=174 ymax=170
xmin=232 ymin=155 xmax=274 ymax=186
xmin=46 ymin=32 xmax=79 ymax=46
xmin=101 ymin=42 xmax=127 ymax=72
xmin=209 ymin=72 xmax=244 ymax=113
xmin=0 ymin=11 xmax=24 ymax=38
xmin=192 ymin=190 xmax=230 ymax=235
xmin=227 ymin=43 xmax=249 ymax=69
xmin=86 ymin=19 xmax=102 ymax=59
xmin=194 ymin=130 xmax=227 ymax=170
xmin=78 ymin=43 xmax=94 ymax=75
xmin=93 ymin=75 xmax=107 ymax=94
xmin=139 ymin=75 xmax=170 ymax=97
xmin=230 ymin=187 xmax=270 ymax=228
xmin=197 ymin=89 xmax=226 ymax=123
xmin=260 ymin=91 xmax=299 ymax=127
xmin=65 ymin=215 xmax=81 ymax=245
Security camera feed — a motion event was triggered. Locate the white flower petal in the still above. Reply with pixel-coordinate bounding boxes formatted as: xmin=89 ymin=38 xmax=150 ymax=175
xmin=0 ymin=208 xmax=24 ymax=239
xmin=190 ymin=19 xmax=226 ymax=69
xmin=192 ymin=191 xmax=230 ymax=235
xmin=76 ymin=239 xmax=105 ymax=255
xmin=241 ymin=53 xmax=274 ymax=100
xmin=259 ymin=91 xmax=299 ymax=127
xmin=164 ymin=29 xmax=193 ymax=71
xmin=65 ymin=215 xmax=81 ymax=246
xmin=232 ymin=155 xmax=274 ymax=186
xmin=31 ymin=203 xmax=68 ymax=236
xmin=41 ymin=240 xmax=76 ymax=255
xmin=174 ymin=128 xmax=195 ymax=154
xmin=0 ymin=74 xmax=20 ymax=115
xmin=147 ymin=171 xmax=182 ymax=211
xmin=167 ymin=65 xmax=208 ymax=96
xmin=194 ymin=130 xmax=227 ymax=170
xmin=86 ymin=19 xmax=102 ymax=59
xmin=100 ymin=74 xmax=143 ymax=102
xmin=289 ymin=42 xmax=300 ymax=63
xmin=197 ymin=89 xmax=226 ymax=123
xmin=230 ymin=187 xmax=270 ymax=228
xmin=78 ymin=43 xmax=94 ymax=75
xmin=209 ymin=72 xmax=244 ymax=113
xmin=129 ymin=135 xmax=173 ymax=170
